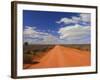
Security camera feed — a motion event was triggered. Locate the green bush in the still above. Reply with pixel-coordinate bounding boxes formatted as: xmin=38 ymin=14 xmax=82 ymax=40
xmin=23 ymin=54 xmax=33 ymax=64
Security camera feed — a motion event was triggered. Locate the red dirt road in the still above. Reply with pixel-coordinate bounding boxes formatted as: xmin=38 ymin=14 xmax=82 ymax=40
xmin=24 ymin=45 xmax=91 ymax=69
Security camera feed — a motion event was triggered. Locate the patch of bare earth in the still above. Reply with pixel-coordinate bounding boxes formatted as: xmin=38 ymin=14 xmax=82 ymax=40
xmin=24 ymin=45 xmax=91 ymax=69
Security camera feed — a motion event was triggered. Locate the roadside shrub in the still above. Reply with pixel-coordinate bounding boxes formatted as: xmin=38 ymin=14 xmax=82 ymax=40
xmin=23 ymin=54 xmax=33 ymax=64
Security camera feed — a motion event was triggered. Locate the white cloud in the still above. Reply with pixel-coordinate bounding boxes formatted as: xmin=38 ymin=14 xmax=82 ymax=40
xmin=56 ymin=17 xmax=76 ymax=24
xmin=80 ymin=13 xmax=91 ymax=22
xmin=23 ymin=26 xmax=58 ymax=44
xmin=23 ymin=25 xmax=90 ymax=44
xmin=56 ymin=13 xmax=90 ymax=25
xmin=24 ymin=26 xmax=38 ymax=36
xmin=58 ymin=24 xmax=90 ymax=43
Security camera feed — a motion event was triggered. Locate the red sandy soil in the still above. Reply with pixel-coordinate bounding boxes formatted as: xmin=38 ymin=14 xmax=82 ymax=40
xmin=24 ymin=45 xmax=91 ymax=69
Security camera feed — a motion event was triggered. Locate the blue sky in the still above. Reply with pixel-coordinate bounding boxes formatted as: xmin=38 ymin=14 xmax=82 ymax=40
xmin=23 ymin=10 xmax=91 ymax=44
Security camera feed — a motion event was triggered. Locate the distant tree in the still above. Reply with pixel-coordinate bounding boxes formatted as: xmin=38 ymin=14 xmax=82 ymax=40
xmin=24 ymin=42 xmax=28 ymax=46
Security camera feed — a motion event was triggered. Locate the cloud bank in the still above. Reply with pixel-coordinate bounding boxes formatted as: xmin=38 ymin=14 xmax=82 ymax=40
xmin=23 ymin=26 xmax=59 ymax=44
xmin=56 ymin=13 xmax=91 ymax=26
xmin=58 ymin=24 xmax=90 ymax=44
xmin=23 ymin=13 xmax=91 ymax=44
